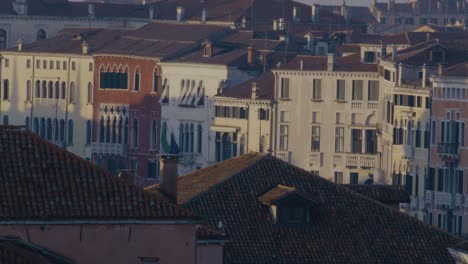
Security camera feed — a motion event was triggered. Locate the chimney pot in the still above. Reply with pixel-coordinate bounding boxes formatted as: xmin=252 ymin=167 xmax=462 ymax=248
xmin=17 ymin=39 xmax=23 ymax=52
xmin=327 ymin=53 xmax=335 ymax=71
xmin=159 ymin=155 xmax=179 ymax=201
xmin=293 ymin=6 xmax=301 ymax=23
xmin=177 ymin=6 xmax=185 ymax=21
xmin=247 ymin=44 xmax=255 ymax=65
xmin=82 ymin=41 xmax=88 ymax=55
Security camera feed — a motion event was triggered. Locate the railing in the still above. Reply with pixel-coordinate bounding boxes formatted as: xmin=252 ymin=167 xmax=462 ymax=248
xmin=333 ymin=153 xmax=377 ymax=168
xmin=91 ymin=142 xmax=128 ymax=157
xmin=437 ymin=142 xmax=460 ymax=156
xmin=367 ymin=101 xmax=378 ymax=110
xmin=276 ymin=151 xmax=291 ymax=163
xmin=434 ymin=192 xmax=452 ymax=207
xmin=351 ymin=101 xmax=379 ymax=111
xmin=351 ymin=101 xmax=363 ymax=110
xmin=309 ymin=152 xmax=322 ymax=166
xmin=425 ymin=190 xmax=434 ymax=204
xmin=455 ymin=193 xmax=463 ymax=208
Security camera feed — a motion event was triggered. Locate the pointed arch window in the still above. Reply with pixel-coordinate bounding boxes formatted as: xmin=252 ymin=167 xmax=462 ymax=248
xmin=42 ymin=81 xmax=47 ymax=98
xmin=132 ymin=118 xmax=139 ymax=148
xmin=0 ymin=29 xmax=6 ymax=49
xmin=67 ymin=120 xmax=74 ymax=145
xmin=99 ymin=118 xmax=105 ymax=142
xmin=134 ymin=68 xmax=140 ymax=92
xmin=151 ymin=119 xmax=157 ymax=149
xmin=105 ymin=117 xmax=111 ymax=143
xmin=197 ymin=124 xmax=202 ymax=153
xmin=118 ymin=118 xmax=123 ymax=144
xmin=86 ymin=120 xmax=92 ymax=144
xmin=36 ymin=29 xmax=47 ymax=40
xmin=46 ymin=118 xmax=52 ymax=140
xmin=48 ymin=81 xmax=53 ymax=99
xmin=3 ymin=79 xmax=9 ymax=100
xmin=33 ymin=118 xmax=39 ymax=134
xmin=25 ymin=117 xmax=30 ymax=130
xmin=40 ymin=118 xmax=46 ymax=138
xmin=26 ymin=80 xmax=31 ymax=101
xmin=184 ymin=123 xmax=189 ymax=152
xmin=35 ymin=80 xmax=40 ymax=98
xmin=179 ymin=123 xmax=184 ymax=151
xmin=153 ymin=69 xmax=159 ymax=93
xmin=53 ymin=119 xmax=58 ymax=142
xmin=59 ymin=119 xmax=65 ymax=142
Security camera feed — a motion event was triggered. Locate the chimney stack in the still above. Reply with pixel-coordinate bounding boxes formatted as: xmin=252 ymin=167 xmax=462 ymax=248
xmin=82 ymin=41 xmax=88 ymax=55
xmin=159 ymin=155 xmax=179 ymax=201
xmin=422 ymin=63 xmax=427 ymax=88
xmin=380 ymin=42 xmax=387 ymax=58
xmin=293 ymin=6 xmax=301 ymax=23
xmin=327 ymin=53 xmax=335 ymax=72
xmin=88 ymin=3 xmax=95 ymax=18
xmin=311 ymin=4 xmax=320 ymax=24
xmin=391 ymin=44 xmax=397 ymax=61
xmin=177 ymin=6 xmax=185 ymax=21
xmin=247 ymin=44 xmax=255 ymax=65
xmin=251 ymin=83 xmax=257 ymax=100
xmin=17 ymin=39 xmax=23 ymax=52
xmin=438 ymin=63 xmax=445 ymax=75
xmin=149 ymin=5 xmax=158 ymax=19
xmin=341 ymin=1 xmax=346 ymax=17
xmin=201 ymin=8 xmax=207 ymax=23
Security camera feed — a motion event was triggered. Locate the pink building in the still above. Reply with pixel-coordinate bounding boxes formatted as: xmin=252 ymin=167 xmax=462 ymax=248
xmin=428 ymin=63 xmax=468 ymax=236
xmin=0 ymin=126 xmax=224 ymax=264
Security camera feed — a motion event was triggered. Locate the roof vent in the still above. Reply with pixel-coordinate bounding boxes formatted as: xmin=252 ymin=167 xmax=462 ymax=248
xmin=82 ymin=41 xmax=89 ymax=55
xmin=327 ymin=53 xmax=335 ymax=71
xmin=17 ymin=39 xmax=22 ymax=52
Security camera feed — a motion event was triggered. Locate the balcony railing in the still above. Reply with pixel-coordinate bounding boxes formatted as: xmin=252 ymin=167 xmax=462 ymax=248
xmin=425 ymin=190 xmax=434 ymax=204
xmin=434 ymin=192 xmax=452 ymax=207
xmin=367 ymin=101 xmax=378 ymax=110
xmin=351 ymin=101 xmax=363 ymax=110
xmin=276 ymin=151 xmax=291 ymax=163
xmin=91 ymin=142 xmax=128 ymax=157
xmin=333 ymin=153 xmax=377 ymax=168
xmin=309 ymin=152 xmax=322 ymax=167
xmin=437 ymin=142 xmax=460 ymax=155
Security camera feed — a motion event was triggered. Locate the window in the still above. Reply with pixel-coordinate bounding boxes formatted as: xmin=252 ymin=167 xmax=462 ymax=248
xmin=0 ymin=29 xmax=6 ymax=49
xmin=457 ymin=170 xmax=464 ymax=194
xmin=48 ymin=81 xmax=53 ymax=99
xmin=279 ymin=125 xmax=289 ymax=151
xmin=334 ymin=172 xmax=343 ymax=184
xmin=36 ymin=60 xmax=41 ymax=69
xmin=69 ymin=82 xmax=75 ymax=103
xmin=280 ymin=111 xmax=289 ymax=123
xmin=71 ymin=62 xmax=76 ymax=71
xmin=43 ymin=60 xmax=47 ymax=69
xmin=351 ymin=129 xmax=362 ymax=153
xmin=147 ymin=161 xmax=158 ymax=180
xmin=89 ymin=62 xmax=93 ymax=72
xmin=53 ymin=119 xmax=58 ymax=142
xmin=431 ymin=120 xmax=436 ymax=144
xmin=3 ymin=115 xmax=8 ymax=125
xmin=25 ymin=59 xmax=31 ymax=68
xmin=395 ymin=17 xmax=402 ymax=24
xmin=36 ymin=29 xmax=46 ymax=40
xmin=151 ymin=120 xmax=157 ymax=150
xmin=63 ymin=61 xmax=67 ymax=70
xmin=278 ymin=207 xmax=308 ymax=225
xmin=312 ymin=79 xmax=321 ymax=100
xmin=197 ymin=124 xmax=202 ymax=153
xmin=4 ymin=59 xmax=8 ymax=68
xmin=99 ymin=66 xmax=128 ymax=89
xmin=25 ymin=117 xmax=30 ymax=130
xmin=368 ymin=80 xmax=379 ymax=101
xmin=240 ymin=135 xmax=245 ymax=155
xmin=335 ymin=127 xmax=344 ymax=153
xmin=2 ymin=79 xmax=9 ymax=100
xmin=311 ymin=126 xmax=320 ymax=152
xmin=67 ymin=120 xmax=73 ymax=145
xmin=46 ymin=118 xmax=52 ymax=140
xmin=153 ymin=70 xmax=159 ymax=93
xmin=336 ymin=113 xmax=342 ymax=124
xmin=350 ymin=173 xmax=359 ymax=184
xmin=364 ymin=52 xmax=376 ymax=63
xmin=87 ymin=82 xmax=93 ymax=104
xmin=280 ymin=78 xmax=290 ymax=99
xmin=59 ymin=119 xmax=65 ymax=142
xmin=189 ymin=124 xmax=194 ymax=152
xmin=336 ymin=80 xmax=345 ymax=100
xmin=56 ymin=61 xmax=60 ymax=69
xmin=431 ymin=50 xmax=443 ymax=63
xmin=49 ymin=60 xmax=54 ymax=69
xmin=365 ymin=130 xmax=377 ymax=154
xmin=259 ymin=108 xmax=269 ymax=120
xmin=420 ymin=18 xmax=427 ymax=25
xmin=352 ymin=80 xmax=363 ymax=100
xmin=86 ymin=120 xmax=92 ymax=144
xmin=132 ymin=118 xmax=139 ymax=148
xmin=405 ymin=17 xmax=414 ymax=24
xmin=33 ymin=118 xmax=39 ymax=134
xmin=61 ymin=82 xmax=66 ymax=100
xmin=134 ymin=68 xmax=140 ymax=91
xmin=384 ymin=70 xmax=391 ymax=81
xmin=415 ymin=123 xmax=421 ymax=148
xmin=312 ymin=112 xmax=319 ymax=123
xmin=222 ymin=133 xmax=233 ymax=160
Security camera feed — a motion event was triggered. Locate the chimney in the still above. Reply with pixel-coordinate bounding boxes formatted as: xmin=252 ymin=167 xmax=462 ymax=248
xmin=203 ymin=41 xmax=212 ymax=57
xmin=201 ymin=8 xmax=207 ymax=23
xmin=251 ymin=83 xmax=257 ymax=100
xmin=327 ymin=53 xmax=335 ymax=71
xmin=438 ymin=63 xmax=445 ymax=75
xmin=398 ymin=63 xmax=403 ymax=86
xmin=159 ymin=155 xmax=179 ymax=201
xmin=149 ymin=5 xmax=158 ymax=19
xmin=177 ymin=6 xmax=185 ymax=21
xmin=344 ymin=9 xmax=352 ymax=24
xmin=247 ymin=44 xmax=255 ymax=65
xmin=278 ymin=18 xmax=285 ymax=30
xmin=422 ymin=63 xmax=427 ymax=88
xmin=241 ymin=17 xmax=247 ymax=28
xmin=300 ymin=59 xmax=304 ymax=71
xmin=305 ymin=33 xmax=315 ymax=51
xmin=293 ymin=6 xmax=301 ymax=23
xmin=88 ymin=3 xmax=95 ymax=18
xmin=17 ymin=39 xmax=22 ymax=52
xmin=273 ymin=19 xmax=278 ymax=30
xmin=341 ymin=1 xmax=346 ymax=17
xmin=82 ymin=41 xmax=88 ymax=55
xmin=388 ymin=0 xmax=395 ymax=12
xmin=118 ymin=169 xmax=135 ymax=185
xmin=311 ymin=4 xmax=320 ymax=24
xmin=391 ymin=44 xmax=397 ymax=61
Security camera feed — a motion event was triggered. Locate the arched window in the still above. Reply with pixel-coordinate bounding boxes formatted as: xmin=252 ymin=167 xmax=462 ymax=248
xmin=61 ymin=82 xmax=66 ymax=100
xmin=132 ymin=118 xmax=139 ymax=148
xmin=415 ymin=122 xmax=421 ymax=148
xmin=111 ymin=117 xmax=117 ymax=143
xmin=124 ymin=117 xmax=128 ymax=145
xmin=197 ymin=124 xmax=202 ymax=153
xmin=118 ymin=118 xmax=123 ymax=144
xmin=35 ymin=80 xmax=40 ymax=98
xmin=99 ymin=118 xmax=105 ymax=142
xmin=151 ymin=119 xmax=157 ymax=149
xmin=69 ymin=82 xmax=75 ymax=103
xmin=46 ymin=118 xmax=52 ymax=140
xmin=134 ymin=68 xmax=140 ymax=92
xmin=3 ymin=115 xmax=8 ymax=125
xmin=179 ymin=123 xmax=184 ymax=151
xmin=87 ymin=82 xmax=93 ymax=104
xmin=26 ymin=80 xmax=31 ymax=101
xmin=59 ymin=119 xmax=65 ymax=142
xmin=48 ymin=81 xmax=53 ymax=99
xmin=25 ymin=117 xmax=30 ymax=130
xmin=40 ymin=118 xmax=46 ymax=138
xmin=184 ymin=124 xmax=189 ymax=152
xmin=424 ymin=122 xmax=430 ymax=149
xmin=240 ymin=135 xmax=245 ymax=155
xmin=53 ymin=119 xmax=58 ymax=142
xmin=222 ymin=133 xmax=232 ymax=161
xmin=33 ymin=118 xmax=39 ymax=133
xmin=153 ymin=68 xmax=159 ymax=93
xmin=0 ymin=29 xmax=6 ymax=49
xmin=67 ymin=120 xmax=74 ymax=144
xmin=86 ymin=120 xmax=92 ymax=144
xmin=3 ymin=79 xmax=9 ymax=100
xmin=42 ymin=81 xmax=47 ymax=98
xmin=54 ymin=81 xmax=59 ymax=99
xmin=190 ymin=124 xmax=194 ymax=152
xmin=105 ymin=117 xmax=111 ymax=143
xmin=36 ymin=29 xmax=47 ymax=40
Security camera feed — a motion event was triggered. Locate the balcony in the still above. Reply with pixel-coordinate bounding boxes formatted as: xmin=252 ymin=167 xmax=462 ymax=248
xmin=434 ymin=192 xmax=452 ymax=208
xmin=350 ymin=101 xmax=379 ymax=111
xmin=351 ymin=101 xmax=363 ymax=110
xmin=367 ymin=101 xmax=378 ymax=111
xmin=333 ymin=153 xmax=377 ymax=168
xmin=91 ymin=142 xmax=128 ymax=157
xmin=437 ymin=143 xmax=460 ymax=161
xmin=309 ymin=152 xmax=323 ymax=167
xmin=276 ymin=151 xmax=291 ymax=163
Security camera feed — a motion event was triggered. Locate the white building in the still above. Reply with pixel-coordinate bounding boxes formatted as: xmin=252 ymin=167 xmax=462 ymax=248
xmin=159 ymin=42 xmax=255 ymax=175
xmin=272 ymin=54 xmax=381 ymax=184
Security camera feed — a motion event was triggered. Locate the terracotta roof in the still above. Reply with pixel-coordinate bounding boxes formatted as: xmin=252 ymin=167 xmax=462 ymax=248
xmin=196 ymin=225 xmax=227 ymax=242
xmin=279 ymin=53 xmax=378 ymax=72
xmin=0 ymin=126 xmax=197 ymax=221
xmin=0 ymin=237 xmax=73 ymax=264
xmin=176 ymin=153 xmax=461 ymax=263
xmin=342 ymin=185 xmax=410 ymax=205
xmin=257 ymin=184 xmax=296 ymax=205
xmin=216 ymin=71 xmax=274 ymax=100
xmin=443 ymin=62 xmax=468 ymax=77
xmin=375 ymin=0 xmax=468 ymax=14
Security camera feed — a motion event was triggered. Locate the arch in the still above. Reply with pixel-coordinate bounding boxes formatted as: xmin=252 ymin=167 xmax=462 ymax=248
xmin=26 ymin=80 xmax=31 ymax=101
xmin=46 ymin=118 xmax=52 ymax=140
xmin=222 ymin=133 xmax=232 ymax=161
xmin=53 ymin=118 xmax=58 ymax=141
xmin=189 ymin=124 xmax=194 ymax=152
xmin=35 ymin=80 xmax=40 ymax=98
xmin=40 ymin=117 xmax=46 ymax=138
xmin=3 ymin=115 xmax=8 ymax=125
xmin=48 ymin=81 xmax=53 ymax=99
xmin=197 ymin=124 xmax=202 ymax=153
xmin=61 ymin=82 xmax=66 ymax=100
xmin=33 ymin=118 xmax=39 ymax=133
xmin=86 ymin=120 xmax=92 ymax=144
xmin=69 ymin=82 xmax=75 ymax=103
xmin=151 ymin=119 xmax=157 ymax=149
xmin=3 ymin=79 xmax=9 ymax=100
xmin=132 ymin=117 xmax=139 ymax=148
xmin=105 ymin=117 xmax=111 ymax=143
xmin=111 ymin=117 xmax=117 ymax=143
xmin=42 ymin=80 xmax=47 ymax=98
xmin=25 ymin=117 xmax=30 ymax=130
xmin=99 ymin=118 xmax=105 ymax=143
xmin=67 ymin=120 xmax=74 ymax=144
xmin=134 ymin=67 xmax=140 ymax=92
xmin=59 ymin=119 xmax=65 ymax=142
xmin=0 ymin=29 xmax=6 ymax=49
xmin=365 ymin=114 xmax=376 ymax=125
xmin=36 ymin=29 xmax=47 ymax=40
xmin=54 ymin=81 xmax=59 ymax=99
xmin=87 ymin=82 xmax=93 ymax=104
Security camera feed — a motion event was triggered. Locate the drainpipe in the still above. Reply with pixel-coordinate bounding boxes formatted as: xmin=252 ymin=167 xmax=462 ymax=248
xmin=0 ymin=55 xmax=3 ymax=122
xmin=64 ymin=57 xmax=71 ymax=151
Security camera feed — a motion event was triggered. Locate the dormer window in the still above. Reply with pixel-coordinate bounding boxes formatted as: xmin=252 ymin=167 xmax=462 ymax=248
xmin=431 ymin=51 xmax=443 ymax=63
xmin=364 ymin=51 xmax=376 ymax=63
xmin=258 ymin=184 xmax=318 ymax=226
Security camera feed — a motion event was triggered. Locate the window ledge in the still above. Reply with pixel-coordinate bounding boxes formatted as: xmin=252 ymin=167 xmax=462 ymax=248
xmin=150 ymin=92 xmax=158 ymax=95
xmin=2 ymin=99 xmax=11 ymax=102
xmin=279 ymin=98 xmax=291 ymax=101
xmin=335 ymin=100 xmax=347 ymax=103
xmin=132 ymin=91 xmax=140 ymax=94
xmin=310 ymin=99 xmax=323 ymax=102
